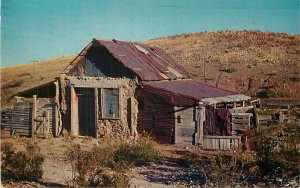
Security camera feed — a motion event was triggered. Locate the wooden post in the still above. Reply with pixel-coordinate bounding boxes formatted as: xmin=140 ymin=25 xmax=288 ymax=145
xmin=54 ymin=80 xmax=59 ymax=137
xmin=95 ymin=88 xmax=99 ymax=138
xmin=46 ymin=111 xmax=50 ymax=137
xmin=31 ymin=95 xmax=37 ymax=137
xmin=198 ymin=102 xmax=204 ymax=146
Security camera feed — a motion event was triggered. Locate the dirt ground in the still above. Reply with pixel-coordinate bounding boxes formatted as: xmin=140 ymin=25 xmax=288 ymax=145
xmin=0 ymin=137 xmax=207 ymax=188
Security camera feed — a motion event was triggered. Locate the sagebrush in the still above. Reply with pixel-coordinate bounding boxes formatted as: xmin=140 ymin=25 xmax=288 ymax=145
xmin=66 ymin=135 xmax=162 ymax=187
xmin=1 ymin=139 xmax=44 ymax=181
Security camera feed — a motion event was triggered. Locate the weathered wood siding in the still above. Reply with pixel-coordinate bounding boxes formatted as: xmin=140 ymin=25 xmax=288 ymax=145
xmin=69 ymin=47 xmax=135 ymax=78
xmin=136 ymin=91 xmax=175 ymax=144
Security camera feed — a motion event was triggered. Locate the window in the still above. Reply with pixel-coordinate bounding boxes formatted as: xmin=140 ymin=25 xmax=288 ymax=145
xmin=98 ymin=88 xmax=120 ymax=119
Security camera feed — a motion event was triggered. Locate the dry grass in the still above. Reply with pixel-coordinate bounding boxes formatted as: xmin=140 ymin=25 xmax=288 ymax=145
xmin=146 ymin=31 xmax=300 ymax=99
xmin=1 ymin=56 xmax=75 ymax=105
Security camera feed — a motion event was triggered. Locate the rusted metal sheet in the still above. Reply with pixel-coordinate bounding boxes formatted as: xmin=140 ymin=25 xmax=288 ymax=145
xmin=141 ymin=80 xmax=234 ymax=106
xmin=67 ymin=39 xmax=190 ymax=81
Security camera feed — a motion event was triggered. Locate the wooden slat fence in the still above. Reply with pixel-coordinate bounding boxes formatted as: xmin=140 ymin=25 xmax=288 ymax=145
xmin=1 ymin=103 xmax=32 ymax=136
xmin=203 ymin=135 xmax=241 ymax=150
xmin=1 ymin=96 xmax=57 ymax=137
xmin=231 ymin=113 xmax=252 ymax=134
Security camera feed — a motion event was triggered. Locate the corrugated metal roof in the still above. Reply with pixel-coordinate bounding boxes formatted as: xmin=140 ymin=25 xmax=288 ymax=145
xmin=66 ymin=39 xmax=190 ymax=81
xmin=201 ymin=94 xmax=251 ymax=105
xmin=141 ymin=80 xmax=250 ymax=106
xmin=143 ymin=80 xmax=233 ymax=99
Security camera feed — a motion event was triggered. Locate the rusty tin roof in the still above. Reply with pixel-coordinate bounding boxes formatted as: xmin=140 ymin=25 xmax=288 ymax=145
xmin=141 ymin=80 xmax=238 ymax=106
xmin=65 ymin=39 xmax=190 ymax=81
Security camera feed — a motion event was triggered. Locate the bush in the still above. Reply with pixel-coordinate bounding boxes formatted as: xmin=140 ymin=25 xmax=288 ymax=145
xmin=115 ymin=135 xmax=162 ymax=166
xmin=66 ymin=135 xmax=162 ymax=187
xmin=189 ymin=151 xmax=257 ymax=187
xmin=219 ymin=67 xmax=237 ymax=73
xmin=289 ymin=76 xmax=300 ymax=82
xmin=1 ymin=139 xmax=44 ymax=181
xmin=254 ymin=123 xmax=300 ymax=177
xmin=2 ymin=79 xmax=24 ymax=90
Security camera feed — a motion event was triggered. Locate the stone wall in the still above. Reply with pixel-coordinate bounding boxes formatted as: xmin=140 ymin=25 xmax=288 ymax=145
xmin=96 ymin=78 xmax=138 ymax=139
xmin=61 ymin=76 xmax=138 ymax=138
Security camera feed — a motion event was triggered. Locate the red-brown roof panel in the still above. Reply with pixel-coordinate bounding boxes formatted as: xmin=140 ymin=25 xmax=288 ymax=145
xmin=142 ymin=80 xmax=234 ymax=105
xmin=94 ymin=39 xmax=190 ymax=81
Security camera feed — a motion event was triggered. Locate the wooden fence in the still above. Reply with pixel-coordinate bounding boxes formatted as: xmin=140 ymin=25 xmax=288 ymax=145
xmin=1 ymin=96 xmax=57 ymax=137
xmin=1 ymin=103 xmax=32 ymax=136
xmin=203 ymin=135 xmax=241 ymax=150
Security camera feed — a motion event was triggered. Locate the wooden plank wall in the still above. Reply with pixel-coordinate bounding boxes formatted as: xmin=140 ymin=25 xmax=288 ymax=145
xmin=137 ymin=92 xmax=175 ymax=144
xmin=1 ymin=103 xmax=32 ymax=136
xmin=203 ymin=135 xmax=241 ymax=150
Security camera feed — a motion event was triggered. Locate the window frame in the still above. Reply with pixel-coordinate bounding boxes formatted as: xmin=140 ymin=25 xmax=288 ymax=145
xmin=98 ymin=88 xmax=121 ymax=120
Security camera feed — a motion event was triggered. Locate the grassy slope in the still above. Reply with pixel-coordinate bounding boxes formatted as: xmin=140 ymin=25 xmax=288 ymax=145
xmin=146 ymin=31 xmax=300 ymax=99
xmin=1 ymin=31 xmax=299 ymax=105
xmin=1 ymin=56 xmax=76 ymax=104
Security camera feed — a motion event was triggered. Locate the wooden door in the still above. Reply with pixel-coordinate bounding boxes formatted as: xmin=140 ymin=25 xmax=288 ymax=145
xmin=76 ymin=88 xmax=95 ymax=136
xmin=174 ymin=107 xmax=196 ymax=145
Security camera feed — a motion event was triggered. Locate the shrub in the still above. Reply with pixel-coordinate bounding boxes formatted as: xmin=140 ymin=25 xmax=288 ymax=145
xmin=254 ymin=123 xmax=300 ymax=177
xmin=219 ymin=67 xmax=237 ymax=73
xmin=2 ymin=80 xmax=24 ymax=90
xmin=115 ymin=135 xmax=162 ymax=166
xmin=1 ymin=139 xmax=44 ymax=181
xmin=289 ymin=76 xmax=300 ymax=82
xmin=66 ymin=135 xmax=162 ymax=187
xmin=17 ymin=72 xmax=30 ymax=77
xmin=190 ymin=151 xmax=257 ymax=187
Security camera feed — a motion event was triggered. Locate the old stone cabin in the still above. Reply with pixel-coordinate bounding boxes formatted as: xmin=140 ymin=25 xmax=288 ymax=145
xmin=13 ymin=38 xmax=253 ymax=148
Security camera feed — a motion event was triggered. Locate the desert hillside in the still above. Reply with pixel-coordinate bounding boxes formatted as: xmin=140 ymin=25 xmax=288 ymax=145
xmin=1 ymin=56 xmax=75 ymax=104
xmin=1 ymin=31 xmax=299 ymax=104
xmin=146 ymin=31 xmax=300 ymax=99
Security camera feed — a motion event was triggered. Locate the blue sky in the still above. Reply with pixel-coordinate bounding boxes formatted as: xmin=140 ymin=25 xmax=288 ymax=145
xmin=1 ymin=0 xmax=299 ymax=67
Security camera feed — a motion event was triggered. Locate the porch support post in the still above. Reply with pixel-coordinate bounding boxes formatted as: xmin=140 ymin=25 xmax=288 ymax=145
xmin=70 ymin=85 xmax=79 ymax=136
xmin=54 ymin=80 xmax=59 ymax=137
xmin=95 ymin=88 xmax=99 ymax=138
xmin=198 ymin=102 xmax=204 ymax=146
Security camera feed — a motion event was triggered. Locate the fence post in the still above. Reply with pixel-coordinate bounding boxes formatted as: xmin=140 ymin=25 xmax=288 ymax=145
xmin=31 ymin=95 xmax=37 ymax=137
